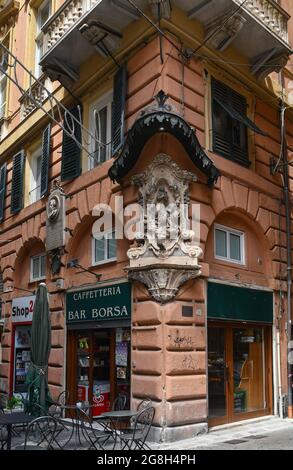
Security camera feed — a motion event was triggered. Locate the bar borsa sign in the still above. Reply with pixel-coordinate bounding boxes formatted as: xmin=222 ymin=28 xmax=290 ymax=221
xmin=66 ymin=282 xmax=131 ymax=323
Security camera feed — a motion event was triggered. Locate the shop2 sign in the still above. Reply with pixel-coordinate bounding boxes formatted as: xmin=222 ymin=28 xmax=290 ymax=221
xmin=12 ymin=296 xmax=36 ymax=323
xmin=66 ymin=282 xmax=131 ymax=323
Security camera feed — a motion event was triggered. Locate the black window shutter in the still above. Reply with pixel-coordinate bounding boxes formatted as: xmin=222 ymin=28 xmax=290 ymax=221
xmin=11 ymin=150 xmax=25 ymax=215
xmin=111 ymin=63 xmax=127 ymax=156
xmin=61 ymin=105 xmax=82 ymax=181
xmin=212 ymin=78 xmax=249 ymax=166
xmin=0 ymin=163 xmax=7 ymax=223
xmin=40 ymin=124 xmax=51 ymax=197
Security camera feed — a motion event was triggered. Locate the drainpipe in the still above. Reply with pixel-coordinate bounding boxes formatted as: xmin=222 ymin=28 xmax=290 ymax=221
xmin=280 ymin=71 xmax=293 ymax=418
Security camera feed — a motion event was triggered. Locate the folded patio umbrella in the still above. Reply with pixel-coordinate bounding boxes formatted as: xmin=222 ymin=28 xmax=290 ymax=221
xmin=25 ymin=283 xmax=53 ymax=415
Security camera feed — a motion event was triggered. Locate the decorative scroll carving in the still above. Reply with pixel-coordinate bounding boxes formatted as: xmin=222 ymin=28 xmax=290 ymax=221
xmin=205 ymin=10 xmax=246 ymax=52
xmin=126 ymin=154 xmax=202 ymax=304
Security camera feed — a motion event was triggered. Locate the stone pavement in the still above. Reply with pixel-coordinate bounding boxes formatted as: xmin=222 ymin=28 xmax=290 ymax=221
xmin=7 ymin=415 xmax=293 ymax=450
xmin=153 ymin=416 xmax=293 ymax=450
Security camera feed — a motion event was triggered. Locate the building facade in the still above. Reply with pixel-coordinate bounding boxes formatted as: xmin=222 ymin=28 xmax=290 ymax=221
xmin=0 ymin=0 xmax=293 ymax=442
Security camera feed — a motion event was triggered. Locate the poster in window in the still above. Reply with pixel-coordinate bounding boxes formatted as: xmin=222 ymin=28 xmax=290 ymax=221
xmin=115 ymin=341 xmax=128 ymax=367
xmin=117 ymin=367 xmax=127 ymax=380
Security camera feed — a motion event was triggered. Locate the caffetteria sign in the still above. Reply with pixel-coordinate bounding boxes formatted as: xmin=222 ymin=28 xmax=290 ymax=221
xmin=66 ymin=282 xmax=131 ymax=323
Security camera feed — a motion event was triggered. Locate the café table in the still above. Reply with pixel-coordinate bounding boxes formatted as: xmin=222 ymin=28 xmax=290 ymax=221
xmin=59 ymin=403 xmax=93 ymax=449
xmin=99 ymin=410 xmax=138 ymax=449
xmin=0 ymin=412 xmax=34 ymax=450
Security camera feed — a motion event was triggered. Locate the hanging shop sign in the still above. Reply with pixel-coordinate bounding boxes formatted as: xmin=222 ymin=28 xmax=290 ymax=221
xmin=11 ymin=296 xmax=36 ymax=323
xmin=66 ymin=282 xmax=131 ymax=323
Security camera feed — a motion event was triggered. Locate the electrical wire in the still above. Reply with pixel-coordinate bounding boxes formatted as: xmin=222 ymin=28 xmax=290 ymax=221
xmin=125 ymin=0 xmax=188 ymax=58
xmin=273 ymin=82 xmax=286 ymax=173
xmin=189 ymin=0 xmax=249 ymax=56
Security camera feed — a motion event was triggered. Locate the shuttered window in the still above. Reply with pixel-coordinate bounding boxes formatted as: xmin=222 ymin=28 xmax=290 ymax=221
xmin=40 ymin=124 xmax=51 ymax=197
xmin=111 ymin=64 xmax=127 ymax=156
xmin=61 ymin=105 xmax=82 ymax=181
xmin=11 ymin=151 xmax=25 ymax=215
xmin=212 ymin=78 xmax=250 ymax=167
xmin=0 ymin=163 xmax=7 ymax=223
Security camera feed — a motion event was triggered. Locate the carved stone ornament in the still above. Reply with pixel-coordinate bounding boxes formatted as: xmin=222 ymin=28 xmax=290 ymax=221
xmin=46 ymin=180 xmax=66 ymax=253
xmin=126 ymin=154 xmax=203 ymax=304
xmin=47 ymin=194 xmax=60 ymax=221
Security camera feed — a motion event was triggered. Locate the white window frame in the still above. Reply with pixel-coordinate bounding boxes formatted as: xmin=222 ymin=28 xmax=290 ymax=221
xmin=35 ymin=0 xmax=51 ymax=78
xmin=29 ymin=147 xmax=42 ymax=204
xmin=30 ymin=253 xmax=46 ymax=282
xmin=0 ymin=74 xmax=7 ymax=120
xmin=214 ymin=224 xmax=245 ymax=265
xmin=91 ymin=231 xmax=117 ymax=266
xmin=89 ymin=91 xmax=112 ymax=170
xmin=0 ymin=39 xmax=8 ymax=119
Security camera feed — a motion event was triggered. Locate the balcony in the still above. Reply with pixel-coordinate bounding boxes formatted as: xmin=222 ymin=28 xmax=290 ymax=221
xmin=40 ymin=0 xmax=292 ymax=84
xmin=186 ymin=0 xmax=292 ymax=79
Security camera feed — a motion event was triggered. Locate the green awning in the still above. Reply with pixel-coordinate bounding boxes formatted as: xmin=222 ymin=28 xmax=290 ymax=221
xmin=207 ymin=282 xmax=273 ymax=323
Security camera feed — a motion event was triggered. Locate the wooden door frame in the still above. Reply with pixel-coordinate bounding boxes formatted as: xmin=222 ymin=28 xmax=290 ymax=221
xmin=208 ymin=321 xmax=273 ymax=427
xmin=66 ymin=328 xmax=119 ymax=414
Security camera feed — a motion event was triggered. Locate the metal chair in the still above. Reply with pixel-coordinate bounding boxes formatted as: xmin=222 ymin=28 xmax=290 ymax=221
xmin=93 ymin=394 xmax=127 ymax=431
xmin=137 ymin=398 xmax=152 ymax=411
xmin=119 ymin=406 xmax=155 ymax=450
xmin=57 ymin=390 xmax=69 ymax=406
xmin=113 ymin=394 xmax=127 ymax=411
xmin=0 ymin=429 xmax=8 ymax=450
xmin=77 ymin=408 xmax=114 ymax=450
xmin=14 ymin=416 xmax=59 ymax=450
xmin=50 ymin=390 xmax=70 ymax=419
xmin=0 ymin=424 xmax=8 ymax=450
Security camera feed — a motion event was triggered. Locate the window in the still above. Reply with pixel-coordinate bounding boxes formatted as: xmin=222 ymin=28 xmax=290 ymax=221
xmin=89 ymin=93 xmax=112 ymax=169
xmin=0 ymin=39 xmax=8 ymax=119
xmin=30 ymin=253 xmax=46 ymax=281
xmin=29 ymin=147 xmax=42 ymax=203
xmin=92 ymin=231 xmax=117 ymax=265
xmin=214 ymin=224 xmax=245 ymax=265
xmin=211 ymin=78 xmax=265 ymax=167
xmin=35 ymin=0 xmax=51 ymax=78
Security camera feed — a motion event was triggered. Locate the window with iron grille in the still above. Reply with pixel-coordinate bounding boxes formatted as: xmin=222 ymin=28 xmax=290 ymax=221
xmin=211 ymin=78 xmax=266 ymax=167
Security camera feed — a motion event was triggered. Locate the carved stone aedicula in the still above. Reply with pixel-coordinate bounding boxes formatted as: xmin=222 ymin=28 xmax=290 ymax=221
xmin=126 ymin=154 xmax=202 ymax=304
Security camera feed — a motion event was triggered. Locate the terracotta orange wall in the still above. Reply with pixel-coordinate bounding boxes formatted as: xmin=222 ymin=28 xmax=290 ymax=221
xmin=0 ymin=34 xmax=291 ymax=401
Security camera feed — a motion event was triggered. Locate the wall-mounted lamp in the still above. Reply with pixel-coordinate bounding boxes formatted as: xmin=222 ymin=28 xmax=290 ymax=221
xmin=67 ymin=259 xmax=102 ymax=280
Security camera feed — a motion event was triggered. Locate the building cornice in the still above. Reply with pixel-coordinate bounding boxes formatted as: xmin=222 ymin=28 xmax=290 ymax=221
xmin=0 ymin=0 xmax=19 ymax=31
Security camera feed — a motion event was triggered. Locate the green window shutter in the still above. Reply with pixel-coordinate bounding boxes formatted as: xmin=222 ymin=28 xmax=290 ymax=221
xmin=111 ymin=63 xmax=127 ymax=156
xmin=0 ymin=163 xmax=7 ymax=223
xmin=212 ymin=78 xmax=249 ymax=167
xmin=61 ymin=105 xmax=82 ymax=181
xmin=40 ymin=124 xmax=51 ymax=197
xmin=11 ymin=151 xmax=25 ymax=215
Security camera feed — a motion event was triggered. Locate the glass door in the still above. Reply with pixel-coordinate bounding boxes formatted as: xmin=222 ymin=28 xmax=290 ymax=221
xmin=208 ymin=327 xmax=228 ymax=425
xmin=208 ymin=323 xmax=271 ymax=426
xmin=76 ymin=333 xmax=91 ymax=405
xmin=92 ymin=331 xmax=111 ymax=417
xmin=233 ymin=327 xmax=266 ymax=415
xmin=68 ymin=327 xmax=131 ymax=416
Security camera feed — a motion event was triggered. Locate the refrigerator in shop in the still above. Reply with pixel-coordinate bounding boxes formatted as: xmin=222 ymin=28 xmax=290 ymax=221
xmin=13 ymin=325 xmax=31 ymax=393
